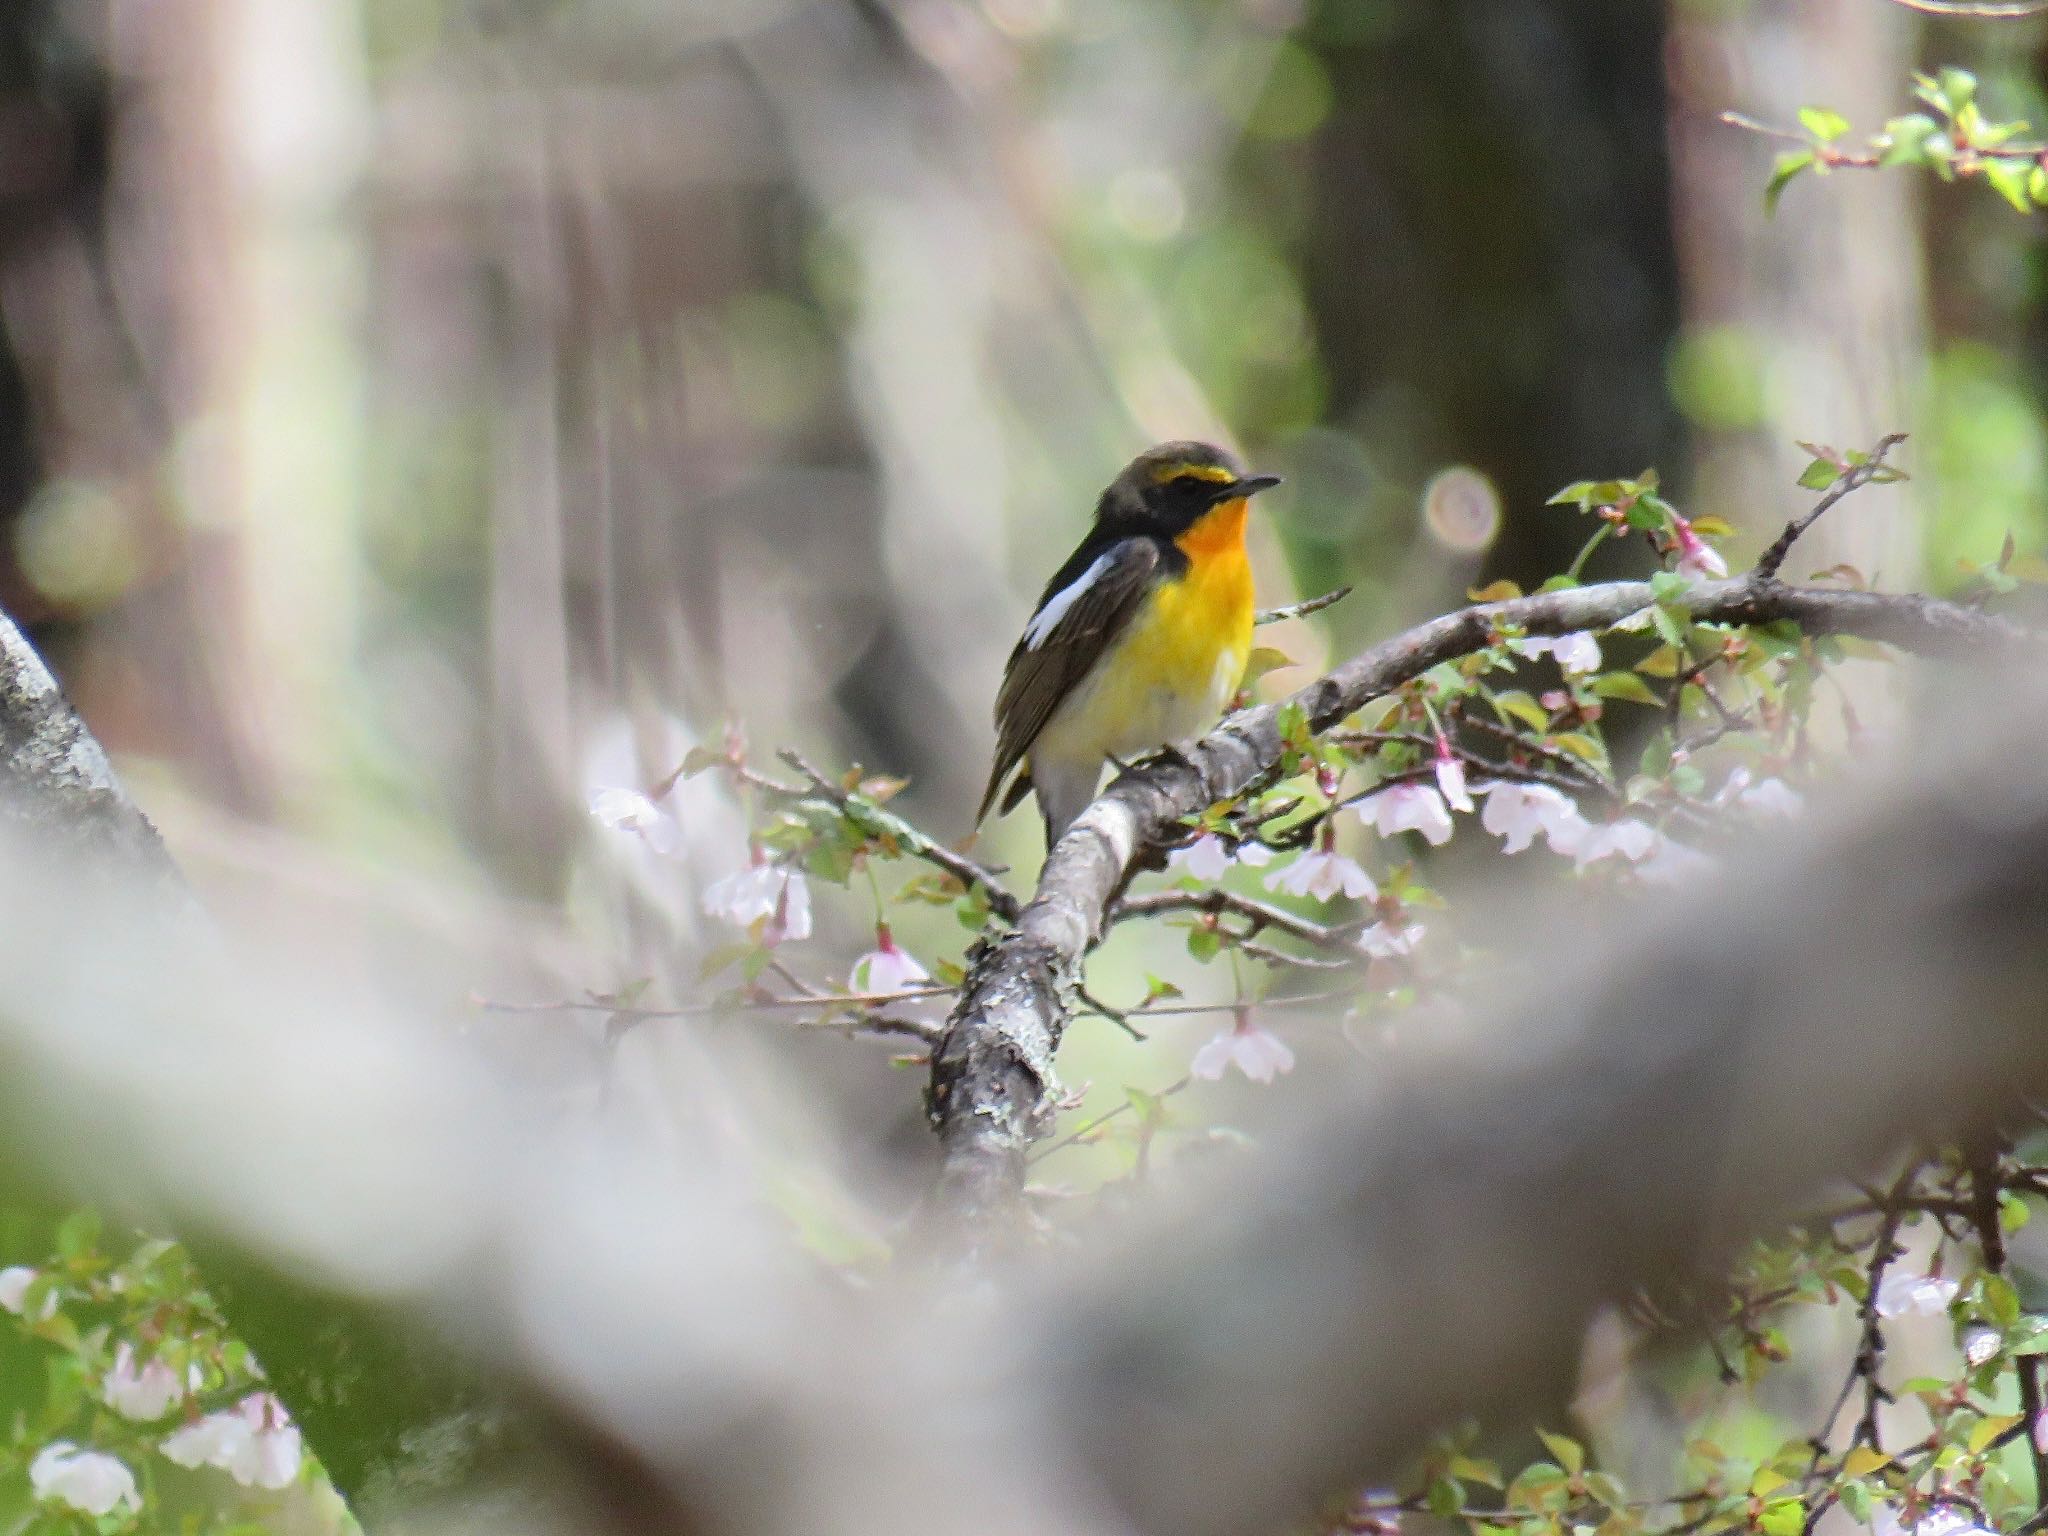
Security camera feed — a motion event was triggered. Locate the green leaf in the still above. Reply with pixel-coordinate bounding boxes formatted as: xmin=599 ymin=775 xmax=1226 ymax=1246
xmin=1638 ymin=730 xmax=1675 ymax=780
xmin=1970 ymin=1412 xmax=2021 ymax=1454
xmin=1548 ymin=481 xmax=1599 ymax=508
xmin=1427 ymin=1477 xmax=1464 ymax=1518
xmin=1841 ymin=1446 xmax=1891 ymax=1478
xmin=1489 ymin=689 xmax=1553 ymax=733
xmin=1552 ymin=733 xmax=1609 ymax=771
xmin=1537 ymin=1430 xmax=1585 ymax=1476
xmin=1985 ymin=157 xmax=2034 ymax=214
xmin=1766 ymin=151 xmax=1815 ymax=217
xmin=1758 ymin=1498 xmax=1804 ymax=1536
xmin=1467 ymin=579 xmax=1523 ymax=603
xmin=1242 ymin=646 xmax=1298 ymax=684
xmin=1798 ymin=457 xmax=1842 ymax=491
xmin=1798 ymin=107 xmax=1850 ymax=143
xmin=1939 ymin=67 xmax=1979 ymax=115
xmin=1592 ymin=673 xmax=1661 ymax=707
xmin=1880 ymin=113 xmax=1943 ymax=168
xmin=1186 ymin=925 xmax=1222 ymax=963
xmin=1635 ymin=645 xmax=1682 ymax=679
xmin=2002 ymin=1190 xmax=2032 ymax=1233
xmin=1449 ymin=1455 xmax=1504 ymax=1489
xmin=1986 ymin=1272 xmax=2022 ymax=1328
xmin=1838 ymin=1483 xmax=1873 ymax=1524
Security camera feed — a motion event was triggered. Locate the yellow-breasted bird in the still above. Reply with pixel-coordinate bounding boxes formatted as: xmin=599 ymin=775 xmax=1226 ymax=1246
xmin=976 ymin=440 xmax=1281 ymax=845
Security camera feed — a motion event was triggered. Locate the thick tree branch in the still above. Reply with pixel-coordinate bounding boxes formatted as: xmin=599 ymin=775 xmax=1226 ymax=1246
xmin=925 ymin=573 xmax=2035 ymax=1233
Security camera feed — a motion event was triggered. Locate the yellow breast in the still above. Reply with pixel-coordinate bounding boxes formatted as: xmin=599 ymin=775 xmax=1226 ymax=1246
xmin=1030 ymin=499 xmax=1255 ymax=766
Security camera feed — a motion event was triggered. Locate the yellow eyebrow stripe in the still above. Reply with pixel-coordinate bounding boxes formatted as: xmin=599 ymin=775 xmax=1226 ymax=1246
xmin=1150 ymin=461 xmax=1236 ymax=485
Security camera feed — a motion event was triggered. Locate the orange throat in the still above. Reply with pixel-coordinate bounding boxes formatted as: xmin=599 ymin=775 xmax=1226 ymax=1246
xmin=1174 ymin=496 xmax=1251 ymax=563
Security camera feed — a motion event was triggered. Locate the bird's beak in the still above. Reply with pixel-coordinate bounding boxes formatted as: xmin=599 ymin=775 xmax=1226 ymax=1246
xmin=1222 ymin=473 xmax=1282 ymax=501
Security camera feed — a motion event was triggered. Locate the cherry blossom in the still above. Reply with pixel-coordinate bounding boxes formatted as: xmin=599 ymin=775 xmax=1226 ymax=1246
xmin=1190 ymin=1014 xmax=1296 ymax=1084
xmin=1475 ymin=781 xmax=1589 ymax=855
xmin=104 ymin=1341 xmax=185 ymax=1421
xmin=1358 ymin=921 xmax=1425 ymax=959
xmin=1671 ymin=515 xmax=1727 ymax=581
xmin=1874 ymin=1269 xmax=1958 ymax=1318
xmin=1433 ymin=733 xmax=1474 ymax=813
xmin=1873 ymin=1505 xmax=1994 ymax=1536
xmin=29 ymin=1443 xmax=140 ymax=1517
xmin=1569 ymin=818 xmax=1659 ymax=869
xmin=588 ymin=786 xmax=685 ymax=858
xmin=1514 ymin=631 xmax=1602 ymax=674
xmin=0 ymin=1264 xmax=37 ymax=1314
xmin=1739 ymin=776 xmax=1804 ymax=819
xmin=1355 ymin=782 xmax=1455 ymax=847
xmin=1266 ymin=842 xmax=1377 ymax=903
xmin=1635 ymin=837 xmax=1716 ymax=887
xmin=161 ymin=1392 xmax=303 ymax=1490
xmin=1168 ymin=832 xmax=1271 ymax=882
xmin=702 ymin=853 xmax=813 ymax=943
xmin=850 ymin=925 xmax=930 ymax=994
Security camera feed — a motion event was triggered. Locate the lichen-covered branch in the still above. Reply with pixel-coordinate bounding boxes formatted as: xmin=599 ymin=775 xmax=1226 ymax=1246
xmin=925 ymin=573 xmax=2035 ymax=1233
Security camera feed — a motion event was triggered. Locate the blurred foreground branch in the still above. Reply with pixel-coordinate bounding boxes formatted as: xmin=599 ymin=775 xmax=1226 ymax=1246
xmin=0 ymin=605 xmax=518 ymax=1515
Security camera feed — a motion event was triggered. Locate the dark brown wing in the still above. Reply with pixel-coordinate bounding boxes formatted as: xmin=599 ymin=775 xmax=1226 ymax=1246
xmin=975 ymin=536 xmax=1161 ymax=824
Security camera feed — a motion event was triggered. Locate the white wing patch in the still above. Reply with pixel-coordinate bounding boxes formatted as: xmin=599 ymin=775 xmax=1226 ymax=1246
xmin=1024 ymin=552 xmax=1115 ymax=650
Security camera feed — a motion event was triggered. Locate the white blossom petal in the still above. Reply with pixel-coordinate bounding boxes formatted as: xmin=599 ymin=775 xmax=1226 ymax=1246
xmin=1636 ymin=839 xmax=1716 ymax=887
xmin=1874 ymin=1270 xmax=1958 ymax=1319
xmin=1515 ymin=632 xmax=1602 ymax=675
xmin=1435 ymin=754 xmax=1474 ymax=814
xmin=588 ymin=787 xmax=685 ymax=858
xmin=851 ymin=942 xmax=929 ymax=995
xmin=30 ymin=1444 xmax=140 ymax=1517
xmin=0 ymin=1265 xmax=36 ymax=1315
xmin=105 ymin=1342 xmax=185 ymax=1421
xmin=1266 ymin=850 xmax=1377 ymax=904
xmin=160 ymin=1395 xmax=302 ymax=1491
xmin=1358 ymin=922 xmax=1425 ymax=959
xmin=1168 ymin=833 xmax=1233 ymax=884
xmin=1192 ymin=1021 xmax=1296 ymax=1084
xmin=1573 ymin=818 xmax=1659 ymax=869
xmin=1355 ymin=784 xmax=1455 ymax=846
xmin=1739 ymin=777 xmax=1805 ymax=819
xmin=1476 ymin=781 xmax=1588 ymax=856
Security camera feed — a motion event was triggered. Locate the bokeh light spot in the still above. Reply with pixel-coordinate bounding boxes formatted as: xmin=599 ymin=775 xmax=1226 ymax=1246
xmin=17 ymin=481 xmax=143 ymax=611
xmin=1422 ymin=466 xmax=1501 ymax=554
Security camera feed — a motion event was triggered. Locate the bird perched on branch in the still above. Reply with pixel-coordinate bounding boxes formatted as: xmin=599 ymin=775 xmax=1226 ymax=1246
xmin=977 ymin=440 xmax=1281 ymax=846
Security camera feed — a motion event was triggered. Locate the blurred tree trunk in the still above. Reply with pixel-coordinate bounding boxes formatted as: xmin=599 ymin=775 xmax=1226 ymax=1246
xmin=1305 ymin=0 xmax=1684 ymax=603
xmin=1667 ymin=0 xmax=1927 ymax=603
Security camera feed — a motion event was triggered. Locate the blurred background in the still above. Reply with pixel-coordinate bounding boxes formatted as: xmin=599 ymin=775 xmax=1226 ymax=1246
xmin=0 ymin=0 xmax=2039 ymax=1187
xmin=0 ymin=3 xmax=2044 ymax=1531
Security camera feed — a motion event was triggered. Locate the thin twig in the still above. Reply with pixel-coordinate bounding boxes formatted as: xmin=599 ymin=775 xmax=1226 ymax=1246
xmin=1075 ymin=983 xmax=1149 ymax=1041
xmin=1257 ymin=586 xmax=1353 ymax=626
xmin=1757 ymin=436 xmax=1910 ymax=581
xmin=1109 ymin=887 xmax=1359 ymax=948
xmin=775 ymin=750 xmax=1021 ymax=922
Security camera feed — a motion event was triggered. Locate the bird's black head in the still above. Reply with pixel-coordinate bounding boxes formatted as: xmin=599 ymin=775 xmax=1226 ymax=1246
xmin=1096 ymin=440 xmax=1282 ymax=536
